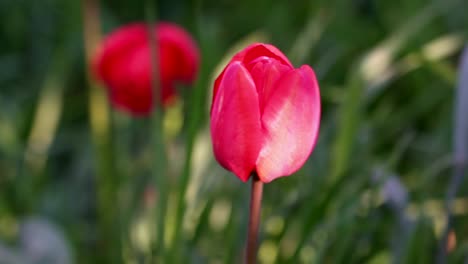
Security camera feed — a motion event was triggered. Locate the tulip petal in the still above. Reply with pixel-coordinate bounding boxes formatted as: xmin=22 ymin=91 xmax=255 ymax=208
xmin=93 ymin=23 xmax=148 ymax=83
xmin=158 ymin=23 xmax=200 ymax=83
xmin=211 ymin=43 xmax=293 ymax=112
xmin=248 ymin=59 xmax=290 ymax=112
xmin=256 ymin=65 xmax=321 ymax=182
xmin=210 ymin=62 xmax=263 ymax=182
xmin=233 ymin=43 xmax=293 ymax=68
xmin=108 ymin=45 xmax=153 ymax=115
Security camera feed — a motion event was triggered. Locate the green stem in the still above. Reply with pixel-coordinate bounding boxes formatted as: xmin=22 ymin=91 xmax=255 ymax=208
xmin=170 ymin=62 xmax=204 ymax=261
xmin=170 ymin=100 xmax=199 ymax=262
xmin=81 ymin=0 xmax=120 ymax=262
xmin=145 ymin=1 xmax=168 ymax=261
xmin=151 ymin=110 xmax=168 ymax=261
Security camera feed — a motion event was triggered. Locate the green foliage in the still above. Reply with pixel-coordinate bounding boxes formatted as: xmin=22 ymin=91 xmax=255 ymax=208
xmin=0 ymin=0 xmax=467 ymax=263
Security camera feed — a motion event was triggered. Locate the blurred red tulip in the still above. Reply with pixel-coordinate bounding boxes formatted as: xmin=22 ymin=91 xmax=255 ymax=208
xmin=93 ymin=22 xmax=199 ymax=116
xmin=210 ymin=43 xmax=321 ymax=183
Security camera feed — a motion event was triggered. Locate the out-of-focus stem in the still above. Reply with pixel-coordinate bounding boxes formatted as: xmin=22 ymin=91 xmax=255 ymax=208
xmin=246 ymin=173 xmax=263 ymax=264
xmin=436 ymin=45 xmax=468 ymax=263
xmin=149 ymin=109 xmax=168 ymax=262
xmin=25 ymin=50 xmax=66 ymax=177
xmin=170 ymin=123 xmax=195 ymax=262
xmin=81 ymin=0 xmax=119 ymax=262
xmin=145 ymin=1 xmax=168 ymax=261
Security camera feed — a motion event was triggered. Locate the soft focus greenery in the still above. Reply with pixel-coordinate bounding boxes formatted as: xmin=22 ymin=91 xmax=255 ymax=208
xmin=0 ymin=0 xmax=467 ymax=263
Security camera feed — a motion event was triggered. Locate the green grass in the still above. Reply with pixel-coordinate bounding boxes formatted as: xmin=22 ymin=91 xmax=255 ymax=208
xmin=0 ymin=0 xmax=467 ymax=263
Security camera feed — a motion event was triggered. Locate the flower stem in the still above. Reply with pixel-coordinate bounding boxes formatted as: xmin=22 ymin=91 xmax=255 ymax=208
xmin=144 ymin=1 xmax=168 ymax=261
xmin=82 ymin=0 xmax=120 ymax=262
xmin=246 ymin=173 xmax=263 ymax=264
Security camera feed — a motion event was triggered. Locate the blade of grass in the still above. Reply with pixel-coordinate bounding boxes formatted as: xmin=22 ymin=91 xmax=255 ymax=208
xmin=366 ymin=33 xmax=463 ymax=99
xmin=281 ymin=168 xmax=361 ymax=262
xmin=81 ymin=0 xmax=120 ymax=262
xmin=25 ymin=47 xmax=67 ymax=177
xmin=332 ymin=0 xmax=455 ymax=183
xmin=14 ymin=47 xmax=70 ymax=214
xmin=330 ymin=70 xmax=364 ymax=182
xmin=144 ymin=1 xmax=170 ymax=262
xmin=287 ymin=8 xmax=329 ymax=65
xmin=436 ymin=45 xmax=468 ymax=263
xmin=401 ymin=217 xmax=436 ymax=264
xmin=225 ymin=191 xmax=249 ymax=264
xmin=169 ymin=67 xmax=204 ymax=262
xmin=169 ymin=19 xmax=221 ymax=262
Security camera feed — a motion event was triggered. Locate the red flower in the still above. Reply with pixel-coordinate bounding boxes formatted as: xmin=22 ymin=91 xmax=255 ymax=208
xmin=210 ymin=43 xmax=321 ymax=183
xmin=93 ymin=22 xmax=199 ymax=116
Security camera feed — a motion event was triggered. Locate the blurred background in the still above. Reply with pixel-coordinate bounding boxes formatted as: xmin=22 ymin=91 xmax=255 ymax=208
xmin=0 ymin=0 xmax=467 ymax=263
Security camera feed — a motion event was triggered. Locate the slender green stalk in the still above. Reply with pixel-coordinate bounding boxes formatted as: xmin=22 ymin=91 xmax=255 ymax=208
xmin=145 ymin=1 xmax=169 ymax=261
xmin=169 ymin=2 xmax=207 ymax=259
xmin=170 ymin=60 xmax=204 ymax=262
xmin=436 ymin=45 xmax=468 ymax=264
xmin=81 ymin=0 xmax=119 ymax=262
xmin=150 ymin=109 xmax=168 ymax=262
xmin=170 ymin=135 xmax=193 ymax=257
xmin=246 ymin=174 xmax=263 ymax=264
xmin=170 ymin=91 xmax=203 ymax=262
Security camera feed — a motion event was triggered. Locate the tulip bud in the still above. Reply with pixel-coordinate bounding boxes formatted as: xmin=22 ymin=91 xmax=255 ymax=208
xmin=210 ymin=43 xmax=321 ymax=183
xmin=93 ymin=22 xmax=199 ymax=116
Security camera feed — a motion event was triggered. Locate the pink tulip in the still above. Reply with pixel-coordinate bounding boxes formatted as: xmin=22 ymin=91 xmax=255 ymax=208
xmin=210 ymin=43 xmax=321 ymax=183
xmin=93 ymin=22 xmax=199 ymax=116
